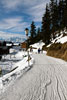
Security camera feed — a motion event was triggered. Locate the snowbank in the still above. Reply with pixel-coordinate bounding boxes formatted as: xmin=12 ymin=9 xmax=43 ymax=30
xmin=0 ymin=51 xmax=34 ymax=94
xmin=15 ymin=51 xmax=32 ymax=59
xmin=56 ymin=36 xmax=67 ymax=43
xmin=2 ymin=56 xmax=34 ymax=81
xmin=31 ymin=41 xmax=44 ymax=49
xmin=47 ymin=35 xmax=67 ymax=47
xmin=31 ymin=41 xmax=45 ymax=53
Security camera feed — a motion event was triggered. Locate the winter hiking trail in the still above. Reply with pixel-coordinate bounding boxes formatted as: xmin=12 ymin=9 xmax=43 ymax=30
xmin=0 ymin=53 xmax=67 ymax=100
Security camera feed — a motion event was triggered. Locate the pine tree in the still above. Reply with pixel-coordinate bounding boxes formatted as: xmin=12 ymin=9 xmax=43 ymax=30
xmin=50 ymin=0 xmax=56 ymax=39
xmin=41 ymin=4 xmax=51 ymax=45
xmin=58 ymin=0 xmax=65 ymax=29
xmin=50 ymin=0 xmax=54 ymax=30
xmin=63 ymin=0 xmax=67 ymax=28
xmin=53 ymin=0 xmax=59 ymax=30
xmin=30 ymin=21 xmax=36 ymax=38
xmin=30 ymin=21 xmax=36 ymax=43
xmin=37 ymin=27 xmax=41 ymax=35
xmin=36 ymin=27 xmax=41 ymax=42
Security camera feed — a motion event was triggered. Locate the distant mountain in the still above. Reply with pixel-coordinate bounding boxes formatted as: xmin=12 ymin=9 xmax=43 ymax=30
xmin=0 ymin=31 xmax=26 ymax=43
xmin=0 ymin=36 xmax=25 ymax=43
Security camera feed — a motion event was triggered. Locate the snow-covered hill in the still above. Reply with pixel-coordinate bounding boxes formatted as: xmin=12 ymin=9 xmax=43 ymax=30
xmin=47 ymin=30 xmax=67 ymax=47
xmin=30 ymin=41 xmax=45 ymax=53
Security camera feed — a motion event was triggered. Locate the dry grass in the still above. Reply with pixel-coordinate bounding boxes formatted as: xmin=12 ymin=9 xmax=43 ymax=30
xmin=42 ymin=45 xmax=48 ymax=51
xmin=47 ymin=42 xmax=67 ymax=61
xmin=0 ymin=68 xmax=2 ymax=75
xmin=62 ymin=50 xmax=67 ymax=60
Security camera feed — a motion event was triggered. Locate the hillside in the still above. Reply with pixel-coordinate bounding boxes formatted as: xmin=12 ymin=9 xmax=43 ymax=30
xmin=46 ymin=30 xmax=67 ymax=61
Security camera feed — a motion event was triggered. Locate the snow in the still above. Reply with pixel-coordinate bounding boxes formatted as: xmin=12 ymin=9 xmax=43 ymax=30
xmin=0 ymin=41 xmax=45 ymax=94
xmin=6 ymin=44 xmax=12 ymax=46
xmin=0 ymin=39 xmax=67 ymax=99
xmin=2 ymin=56 xmax=34 ymax=81
xmin=56 ymin=36 xmax=67 ymax=43
xmin=0 ymin=49 xmax=34 ymax=94
xmin=47 ymin=35 xmax=63 ymax=47
xmin=31 ymin=41 xmax=44 ymax=49
xmin=0 ymin=53 xmax=67 ymax=100
xmin=9 ymin=48 xmax=15 ymax=53
xmin=13 ymin=42 xmax=20 ymax=46
xmin=52 ymin=34 xmax=63 ymax=43
xmin=65 ymin=31 xmax=67 ymax=34
xmin=31 ymin=41 xmax=45 ymax=53
xmin=47 ymin=33 xmax=67 ymax=47
xmin=15 ymin=51 xmax=32 ymax=59
xmin=0 ymin=78 xmax=3 ymax=90
xmin=15 ymin=51 xmax=27 ymax=58
xmin=53 ymin=30 xmax=67 ymax=44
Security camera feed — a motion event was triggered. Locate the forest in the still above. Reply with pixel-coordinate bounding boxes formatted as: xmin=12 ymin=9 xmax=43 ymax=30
xmin=29 ymin=0 xmax=67 ymax=45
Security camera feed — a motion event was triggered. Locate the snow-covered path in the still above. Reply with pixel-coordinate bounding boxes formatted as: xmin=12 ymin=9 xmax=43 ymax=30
xmin=0 ymin=53 xmax=67 ymax=100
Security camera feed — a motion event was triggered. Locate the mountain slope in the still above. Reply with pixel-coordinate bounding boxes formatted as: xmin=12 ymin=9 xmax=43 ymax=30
xmin=47 ymin=30 xmax=67 ymax=61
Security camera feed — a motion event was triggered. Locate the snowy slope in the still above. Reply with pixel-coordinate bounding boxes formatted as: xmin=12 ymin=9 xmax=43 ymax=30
xmin=47 ymin=32 xmax=67 ymax=47
xmin=30 ymin=41 xmax=45 ymax=53
xmin=54 ymin=30 xmax=67 ymax=43
xmin=0 ymin=50 xmax=34 ymax=94
xmin=56 ymin=36 xmax=67 ymax=43
xmin=31 ymin=41 xmax=44 ymax=49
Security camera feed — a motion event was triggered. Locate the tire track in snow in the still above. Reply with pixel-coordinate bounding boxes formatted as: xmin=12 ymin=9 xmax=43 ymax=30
xmin=53 ymin=63 xmax=67 ymax=100
xmin=0 ymin=54 xmax=67 ymax=100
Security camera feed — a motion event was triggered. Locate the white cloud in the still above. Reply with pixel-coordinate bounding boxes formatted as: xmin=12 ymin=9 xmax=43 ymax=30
xmin=0 ymin=17 xmax=21 ymax=29
xmin=0 ymin=17 xmax=29 ymax=32
xmin=1 ymin=0 xmax=21 ymax=10
xmin=2 ymin=0 xmax=43 ymax=9
xmin=0 ymin=31 xmax=26 ymax=40
xmin=0 ymin=0 xmax=50 ymax=34
xmin=1 ymin=0 xmax=49 ymax=22
xmin=24 ymin=0 xmax=49 ymax=22
xmin=28 ymin=3 xmax=46 ymax=22
xmin=10 ymin=22 xmax=29 ymax=32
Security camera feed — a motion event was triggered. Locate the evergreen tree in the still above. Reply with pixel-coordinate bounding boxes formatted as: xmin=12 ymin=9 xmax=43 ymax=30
xmin=53 ymin=0 xmax=59 ymax=30
xmin=58 ymin=0 xmax=65 ymax=29
xmin=37 ymin=27 xmax=40 ymax=35
xmin=41 ymin=4 xmax=51 ymax=45
xmin=30 ymin=0 xmax=67 ymax=44
xmin=50 ymin=0 xmax=56 ymax=39
xmin=30 ymin=21 xmax=36 ymax=39
xmin=36 ymin=27 xmax=41 ymax=42
xmin=30 ymin=21 xmax=36 ymax=44
xmin=63 ymin=0 xmax=67 ymax=28
xmin=50 ymin=0 xmax=54 ymax=29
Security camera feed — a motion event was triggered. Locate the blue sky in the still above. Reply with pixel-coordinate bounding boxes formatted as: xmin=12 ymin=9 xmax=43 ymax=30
xmin=0 ymin=0 xmax=49 ymax=39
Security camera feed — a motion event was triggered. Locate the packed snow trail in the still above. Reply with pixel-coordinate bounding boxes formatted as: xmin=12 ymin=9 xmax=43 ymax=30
xmin=0 ymin=53 xmax=67 ymax=100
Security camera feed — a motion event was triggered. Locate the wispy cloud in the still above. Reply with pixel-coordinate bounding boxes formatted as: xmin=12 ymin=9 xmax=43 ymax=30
xmin=1 ymin=0 xmax=49 ymax=22
xmin=0 ymin=17 xmax=29 ymax=32
xmin=0 ymin=31 xmax=26 ymax=40
xmin=1 ymin=0 xmax=21 ymax=10
xmin=1 ymin=0 xmax=43 ymax=10
xmin=0 ymin=0 xmax=49 ymax=39
xmin=0 ymin=17 xmax=22 ymax=29
xmin=27 ymin=3 xmax=46 ymax=22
